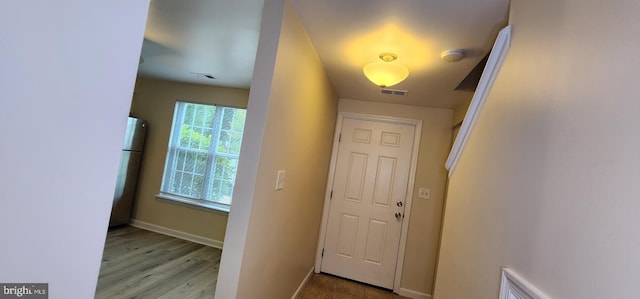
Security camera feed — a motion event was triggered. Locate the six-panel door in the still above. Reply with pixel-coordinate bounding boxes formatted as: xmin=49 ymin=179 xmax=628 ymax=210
xmin=321 ymin=117 xmax=415 ymax=289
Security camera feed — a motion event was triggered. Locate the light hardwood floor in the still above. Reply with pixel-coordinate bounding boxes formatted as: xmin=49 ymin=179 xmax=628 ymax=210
xmin=95 ymin=225 xmax=221 ymax=299
xmin=96 ymin=226 xmax=410 ymax=299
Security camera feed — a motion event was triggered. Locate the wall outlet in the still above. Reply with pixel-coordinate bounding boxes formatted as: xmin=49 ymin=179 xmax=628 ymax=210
xmin=418 ymin=188 xmax=431 ymax=200
xmin=275 ymin=170 xmax=286 ymax=191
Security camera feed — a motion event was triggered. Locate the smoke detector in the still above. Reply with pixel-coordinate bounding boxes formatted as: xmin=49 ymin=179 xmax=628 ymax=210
xmin=440 ymin=49 xmax=465 ymax=62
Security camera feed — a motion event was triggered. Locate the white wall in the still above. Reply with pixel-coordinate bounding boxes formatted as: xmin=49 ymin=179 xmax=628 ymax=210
xmin=216 ymin=0 xmax=339 ymax=298
xmin=434 ymin=0 xmax=640 ymax=298
xmin=214 ymin=0 xmax=283 ymax=297
xmin=0 ymin=1 xmax=149 ymax=298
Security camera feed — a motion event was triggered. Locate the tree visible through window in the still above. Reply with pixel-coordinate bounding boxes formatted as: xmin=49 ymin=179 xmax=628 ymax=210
xmin=161 ymin=101 xmax=246 ymax=206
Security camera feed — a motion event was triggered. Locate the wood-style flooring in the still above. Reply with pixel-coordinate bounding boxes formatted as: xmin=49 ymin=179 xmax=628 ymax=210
xmin=95 ymin=225 xmax=221 ymax=299
xmin=96 ymin=226 xmax=412 ymax=299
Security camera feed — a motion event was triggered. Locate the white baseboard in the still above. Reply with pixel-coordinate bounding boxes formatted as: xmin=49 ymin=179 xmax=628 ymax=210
xmin=397 ymin=288 xmax=432 ymax=299
xmin=129 ymin=219 xmax=224 ymax=249
xmin=291 ymin=267 xmax=314 ymax=299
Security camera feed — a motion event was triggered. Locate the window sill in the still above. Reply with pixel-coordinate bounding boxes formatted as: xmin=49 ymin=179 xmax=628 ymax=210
xmin=155 ymin=193 xmax=230 ymax=215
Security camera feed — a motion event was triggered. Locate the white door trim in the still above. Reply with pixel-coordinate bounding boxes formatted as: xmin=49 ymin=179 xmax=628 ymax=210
xmin=314 ymin=112 xmax=422 ymax=293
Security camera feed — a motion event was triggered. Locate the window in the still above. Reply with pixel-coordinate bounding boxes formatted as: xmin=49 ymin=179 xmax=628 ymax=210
xmin=159 ymin=101 xmax=246 ymax=211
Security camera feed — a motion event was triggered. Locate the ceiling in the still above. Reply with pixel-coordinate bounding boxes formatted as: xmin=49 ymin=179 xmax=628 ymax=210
xmin=138 ymin=0 xmax=509 ymax=108
xmin=138 ymin=0 xmax=264 ymax=89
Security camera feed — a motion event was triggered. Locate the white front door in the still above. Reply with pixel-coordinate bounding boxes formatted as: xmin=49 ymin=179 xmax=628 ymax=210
xmin=320 ymin=116 xmax=416 ymax=289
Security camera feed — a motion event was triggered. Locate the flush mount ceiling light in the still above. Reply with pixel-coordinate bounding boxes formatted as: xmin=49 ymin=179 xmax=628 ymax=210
xmin=440 ymin=49 xmax=465 ymax=62
xmin=363 ymin=52 xmax=409 ymax=87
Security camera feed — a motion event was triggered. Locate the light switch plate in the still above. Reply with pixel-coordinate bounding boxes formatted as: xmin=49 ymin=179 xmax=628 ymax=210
xmin=275 ymin=170 xmax=286 ymax=191
xmin=418 ymin=188 xmax=431 ymax=199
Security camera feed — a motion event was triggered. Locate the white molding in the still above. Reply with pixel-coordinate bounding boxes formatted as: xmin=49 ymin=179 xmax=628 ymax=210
xmin=314 ymin=112 xmax=422 ymax=293
xmin=397 ymin=288 xmax=432 ymax=299
xmin=129 ymin=219 xmax=224 ymax=249
xmin=393 ymin=117 xmax=422 ymax=293
xmin=499 ymin=268 xmax=549 ymax=299
xmin=155 ymin=193 xmax=230 ymax=215
xmin=445 ymin=25 xmax=512 ymax=177
xmin=339 ymin=112 xmax=425 ymax=126
xmin=314 ymin=113 xmax=344 ymax=274
xmin=291 ymin=267 xmax=314 ymax=299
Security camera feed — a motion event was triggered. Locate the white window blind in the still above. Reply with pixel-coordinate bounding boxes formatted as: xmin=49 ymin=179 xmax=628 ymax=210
xmin=160 ymin=101 xmax=246 ymax=207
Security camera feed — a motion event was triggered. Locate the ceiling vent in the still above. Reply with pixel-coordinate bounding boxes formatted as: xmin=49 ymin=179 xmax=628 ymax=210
xmin=380 ymin=88 xmax=408 ymax=96
xmin=190 ymin=72 xmax=216 ymax=80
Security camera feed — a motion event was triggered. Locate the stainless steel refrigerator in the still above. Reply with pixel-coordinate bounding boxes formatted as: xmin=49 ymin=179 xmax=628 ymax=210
xmin=109 ymin=117 xmax=147 ymax=227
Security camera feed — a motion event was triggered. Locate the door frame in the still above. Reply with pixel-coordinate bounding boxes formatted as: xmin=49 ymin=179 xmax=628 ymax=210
xmin=314 ymin=112 xmax=422 ymax=292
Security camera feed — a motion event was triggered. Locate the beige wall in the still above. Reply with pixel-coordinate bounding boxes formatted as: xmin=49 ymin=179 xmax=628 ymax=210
xmin=129 ymin=77 xmax=249 ymax=242
xmin=216 ymin=0 xmax=339 ymax=297
xmin=339 ymin=99 xmax=452 ymax=295
xmin=452 ymin=96 xmax=472 ymax=127
xmin=434 ymin=0 xmax=640 ymax=298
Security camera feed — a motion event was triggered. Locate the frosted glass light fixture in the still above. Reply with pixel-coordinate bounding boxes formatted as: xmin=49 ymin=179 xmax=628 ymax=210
xmin=363 ymin=53 xmax=409 ymax=87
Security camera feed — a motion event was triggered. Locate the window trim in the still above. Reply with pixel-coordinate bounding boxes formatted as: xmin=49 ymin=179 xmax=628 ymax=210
xmin=156 ymin=192 xmax=230 ymax=214
xmin=159 ymin=100 xmax=245 ymax=209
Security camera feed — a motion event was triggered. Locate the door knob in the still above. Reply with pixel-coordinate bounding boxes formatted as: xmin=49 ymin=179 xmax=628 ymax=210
xmin=395 ymin=212 xmax=402 ymax=220
xmin=396 ymin=201 xmax=403 ymax=207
